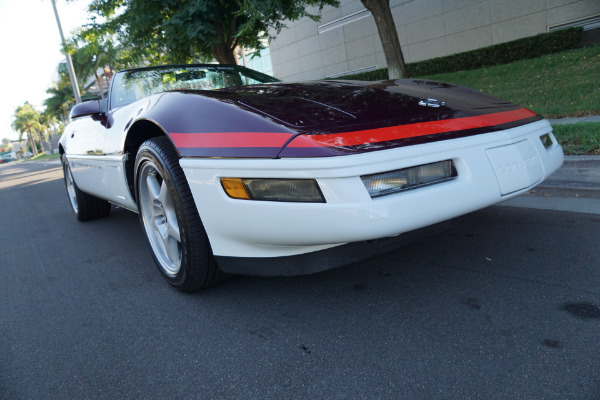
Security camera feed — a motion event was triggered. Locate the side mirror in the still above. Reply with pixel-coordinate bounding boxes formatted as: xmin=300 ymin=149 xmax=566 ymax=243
xmin=70 ymin=98 xmax=108 ymax=119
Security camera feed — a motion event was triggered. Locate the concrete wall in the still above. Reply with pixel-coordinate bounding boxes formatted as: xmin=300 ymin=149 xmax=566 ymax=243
xmin=269 ymin=0 xmax=600 ymax=81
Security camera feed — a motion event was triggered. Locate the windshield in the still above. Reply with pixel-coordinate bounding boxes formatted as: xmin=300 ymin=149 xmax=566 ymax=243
xmin=110 ymin=65 xmax=279 ymax=108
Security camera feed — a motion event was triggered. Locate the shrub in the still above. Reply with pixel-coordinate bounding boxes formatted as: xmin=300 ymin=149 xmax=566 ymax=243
xmin=334 ymin=27 xmax=583 ymax=81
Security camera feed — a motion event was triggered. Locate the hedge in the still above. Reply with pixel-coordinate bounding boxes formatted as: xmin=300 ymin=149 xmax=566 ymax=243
xmin=334 ymin=27 xmax=583 ymax=81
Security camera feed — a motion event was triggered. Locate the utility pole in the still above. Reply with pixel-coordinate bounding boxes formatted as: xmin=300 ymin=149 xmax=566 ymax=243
xmin=51 ymin=0 xmax=82 ymax=104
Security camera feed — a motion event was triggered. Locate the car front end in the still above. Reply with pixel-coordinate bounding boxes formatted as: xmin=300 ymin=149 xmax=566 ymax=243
xmin=180 ymin=116 xmax=563 ymax=275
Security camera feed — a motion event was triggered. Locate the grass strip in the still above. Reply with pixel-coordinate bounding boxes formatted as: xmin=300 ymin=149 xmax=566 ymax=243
xmin=552 ymin=122 xmax=600 ymax=155
xmin=30 ymin=152 xmax=61 ymax=161
xmin=419 ymin=45 xmax=600 ymax=118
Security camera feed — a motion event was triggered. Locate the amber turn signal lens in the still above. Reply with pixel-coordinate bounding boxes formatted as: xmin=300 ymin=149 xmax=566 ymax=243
xmin=221 ymin=178 xmax=251 ymax=200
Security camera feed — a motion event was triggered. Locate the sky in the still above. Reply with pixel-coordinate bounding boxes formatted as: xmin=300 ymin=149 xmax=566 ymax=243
xmin=0 ymin=0 xmax=92 ymax=141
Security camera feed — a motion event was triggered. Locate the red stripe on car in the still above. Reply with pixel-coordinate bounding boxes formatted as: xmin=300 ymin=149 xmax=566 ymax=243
xmin=287 ymin=108 xmax=536 ymax=148
xmin=170 ymin=131 xmax=294 ymax=148
xmin=170 ymin=108 xmax=536 ymax=149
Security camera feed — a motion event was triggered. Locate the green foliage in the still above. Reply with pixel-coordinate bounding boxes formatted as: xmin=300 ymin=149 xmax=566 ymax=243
xmin=238 ymin=0 xmax=338 ymax=38
xmin=12 ymin=104 xmax=47 ymax=141
xmin=410 ymin=27 xmax=582 ymax=76
xmin=44 ymin=67 xmax=77 ymax=122
xmin=334 ymin=28 xmax=583 ymax=80
xmin=1 ymin=138 xmax=11 ymax=151
xmin=68 ymin=29 xmax=123 ymax=98
xmin=41 ymin=113 xmax=64 ymax=139
xmin=552 ymin=122 xmax=600 ymax=155
xmin=12 ymin=103 xmax=49 ymax=156
xmin=30 ymin=152 xmax=62 ymax=161
xmin=334 ymin=44 xmax=600 ymax=120
xmin=84 ymin=0 xmax=339 ymax=65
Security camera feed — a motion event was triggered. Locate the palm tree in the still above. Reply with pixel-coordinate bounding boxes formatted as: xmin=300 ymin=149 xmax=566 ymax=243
xmin=12 ymin=103 xmax=48 ymax=157
xmin=44 ymin=70 xmax=77 ymax=123
xmin=41 ymin=112 xmax=64 ymax=144
xmin=69 ymin=30 xmax=123 ymax=99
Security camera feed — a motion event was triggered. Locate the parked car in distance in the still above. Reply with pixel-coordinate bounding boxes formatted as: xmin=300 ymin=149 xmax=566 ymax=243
xmin=0 ymin=152 xmax=12 ymax=164
xmin=59 ymin=64 xmax=564 ymax=291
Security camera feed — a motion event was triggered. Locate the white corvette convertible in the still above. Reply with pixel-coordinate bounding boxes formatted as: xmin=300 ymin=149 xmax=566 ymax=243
xmin=60 ymin=64 xmax=564 ymax=291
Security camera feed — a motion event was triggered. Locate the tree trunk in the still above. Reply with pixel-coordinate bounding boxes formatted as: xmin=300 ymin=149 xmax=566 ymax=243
xmin=95 ymin=73 xmax=104 ymax=99
xmin=238 ymin=46 xmax=247 ymax=67
xmin=360 ymin=0 xmax=408 ymax=79
xmin=27 ymin=129 xmax=38 ymax=156
xmin=211 ymin=42 xmax=244 ymax=86
xmin=212 ymin=42 xmax=238 ymax=64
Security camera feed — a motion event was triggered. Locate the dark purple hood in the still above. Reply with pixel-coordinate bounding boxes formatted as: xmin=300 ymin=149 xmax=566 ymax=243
xmin=201 ymin=79 xmax=522 ymax=131
xmin=163 ymin=79 xmax=541 ymax=158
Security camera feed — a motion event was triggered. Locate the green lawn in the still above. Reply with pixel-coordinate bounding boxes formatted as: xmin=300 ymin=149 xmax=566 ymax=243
xmin=30 ymin=152 xmax=61 ymax=161
xmin=418 ymin=46 xmax=600 ymax=155
xmin=419 ymin=45 xmax=600 ymax=119
xmin=552 ymin=122 xmax=600 ymax=155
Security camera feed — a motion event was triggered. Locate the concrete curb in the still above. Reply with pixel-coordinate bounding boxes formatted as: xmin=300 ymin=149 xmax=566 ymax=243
xmin=564 ymin=155 xmax=600 ymax=162
xmin=549 ymin=116 xmax=600 ymax=125
xmin=500 ymin=153 xmax=600 ymax=215
xmin=542 ymin=115 xmax=600 ymax=192
xmin=540 ymin=155 xmax=600 ymax=191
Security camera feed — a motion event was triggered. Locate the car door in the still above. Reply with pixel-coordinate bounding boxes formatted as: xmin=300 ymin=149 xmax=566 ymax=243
xmin=65 ymin=98 xmax=137 ymax=211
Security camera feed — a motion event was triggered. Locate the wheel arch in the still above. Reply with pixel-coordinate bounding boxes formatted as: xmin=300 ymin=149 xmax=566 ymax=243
xmin=124 ymin=119 xmax=177 ymax=204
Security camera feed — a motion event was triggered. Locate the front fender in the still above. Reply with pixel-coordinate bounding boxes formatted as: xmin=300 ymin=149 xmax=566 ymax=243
xmin=136 ymin=91 xmax=298 ymax=158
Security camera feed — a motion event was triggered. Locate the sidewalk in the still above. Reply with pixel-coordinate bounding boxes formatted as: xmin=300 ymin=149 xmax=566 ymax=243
xmin=498 ymin=114 xmax=600 ymax=214
xmin=548 ymin=115 xmax=600 ymax=125
xmin=500 ymin=155 xmax=600 ymax=215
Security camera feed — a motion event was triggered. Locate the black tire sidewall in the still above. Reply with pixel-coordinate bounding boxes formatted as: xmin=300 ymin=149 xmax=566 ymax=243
xmin=134 ymin=137 xmax=212 ymax=290
xmin=61 ymin=155 xmax=79 ymax=219
xmin=61 ymin=155 xmax=111 ymax=221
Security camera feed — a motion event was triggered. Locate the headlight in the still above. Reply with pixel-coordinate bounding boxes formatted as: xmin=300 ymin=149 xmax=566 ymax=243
xmin=221 ymin=178 xmax=325 ymax=203
xmin=361 ymin=160 xmax=457 ymax=198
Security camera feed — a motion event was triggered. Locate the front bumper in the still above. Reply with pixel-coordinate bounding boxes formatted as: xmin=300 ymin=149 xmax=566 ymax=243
xmin=180 ymin=119 xmax=563 ymax=264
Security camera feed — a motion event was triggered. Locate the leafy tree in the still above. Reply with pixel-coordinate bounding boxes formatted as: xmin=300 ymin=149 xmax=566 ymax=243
xmin=1 ymin=138 xmax=12 ymax=151
xmin=44 ymin=66 xmax=77 ymax=123
xmin=12 ymin=103 xmax=48 ymax=157
xmin=360 ymin=0 xmax=407 ymax=79
xmin=41 ymin=112 xmax=64 ymax=139
xmin=44 ymin=31 xmax=124 ymax=122
xmin=82 ymin=0 xmax=339 ymax=65
xmin=68 ymin=28 xmax=126 ymax=99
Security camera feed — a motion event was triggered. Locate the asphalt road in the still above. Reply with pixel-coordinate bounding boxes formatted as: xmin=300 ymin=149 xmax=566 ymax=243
xmin=1 ymin=160 xmax=599 ymax=400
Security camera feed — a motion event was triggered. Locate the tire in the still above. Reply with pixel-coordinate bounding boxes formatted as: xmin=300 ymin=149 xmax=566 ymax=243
xmin=134 ymin=137 xmax=228 ymax=291
xmin=62 ymin=155 xmax=111 ymax=221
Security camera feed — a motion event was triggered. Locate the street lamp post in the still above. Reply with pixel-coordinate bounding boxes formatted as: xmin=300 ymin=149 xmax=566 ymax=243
xmin=51 ymin=0 xmax=82 ymax=104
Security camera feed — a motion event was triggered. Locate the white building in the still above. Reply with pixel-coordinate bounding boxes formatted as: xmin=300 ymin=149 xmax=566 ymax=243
xmin=268 ymin=0 xmax=600 ymax=81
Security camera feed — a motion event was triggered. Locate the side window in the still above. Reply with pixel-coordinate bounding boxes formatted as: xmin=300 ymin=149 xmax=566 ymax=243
xmin=110 ymin=73 xmax=135 ymax=109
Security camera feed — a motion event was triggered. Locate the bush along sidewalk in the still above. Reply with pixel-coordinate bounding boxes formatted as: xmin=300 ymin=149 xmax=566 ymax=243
xmin=334 ymin=27 xmax=583 ymax=81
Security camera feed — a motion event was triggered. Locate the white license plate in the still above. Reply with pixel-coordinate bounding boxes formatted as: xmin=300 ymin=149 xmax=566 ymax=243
xmin=486 ymin=140 xmax=544 ymax=195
